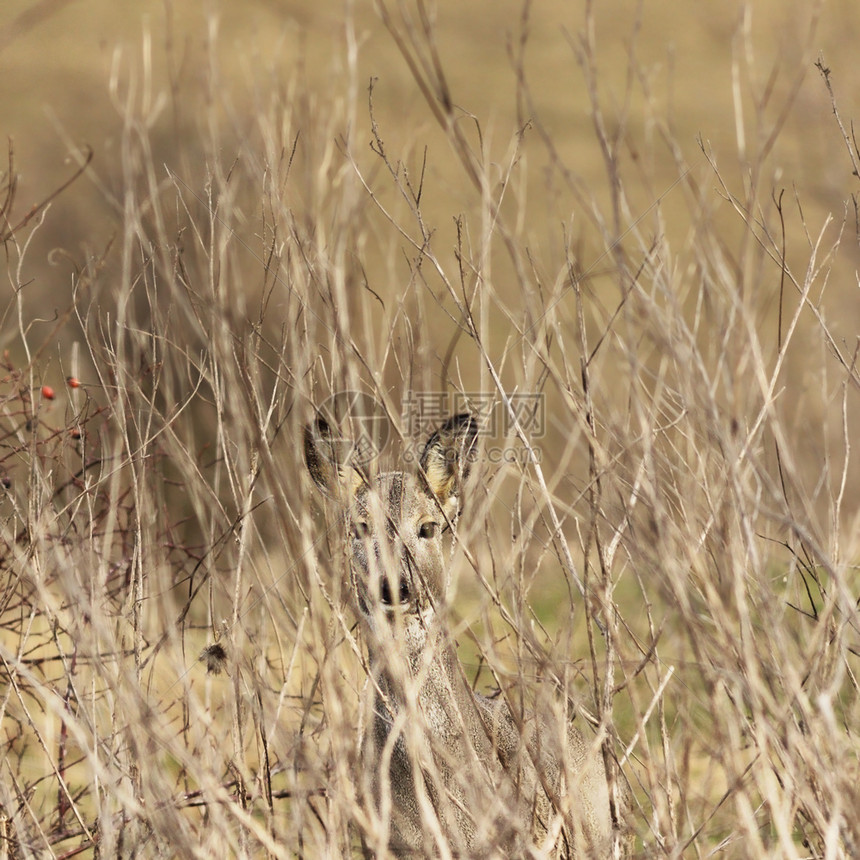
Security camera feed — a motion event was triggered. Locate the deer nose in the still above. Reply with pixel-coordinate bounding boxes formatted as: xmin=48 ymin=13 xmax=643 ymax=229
xmin=380 ymin=571 xmax=412 ymax=607
xmin=370 ymin=541 xmax=414 ymax=607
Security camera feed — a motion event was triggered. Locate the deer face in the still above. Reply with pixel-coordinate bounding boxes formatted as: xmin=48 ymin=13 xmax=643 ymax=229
xmin=305 ymin=413 xmax=477 ymax=634
xmin=346 ymin=470 xmax=450 ymax=618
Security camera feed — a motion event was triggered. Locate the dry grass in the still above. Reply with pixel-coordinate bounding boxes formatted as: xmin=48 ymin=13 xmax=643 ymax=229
xmin=0 ymin=1 xmax=858 ymax=857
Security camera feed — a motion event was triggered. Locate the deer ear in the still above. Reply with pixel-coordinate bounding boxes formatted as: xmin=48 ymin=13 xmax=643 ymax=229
xmin=418 ymin=414 xmax=478 ymax=508
xmin=304 ymin=418 xmax=363 ymax=500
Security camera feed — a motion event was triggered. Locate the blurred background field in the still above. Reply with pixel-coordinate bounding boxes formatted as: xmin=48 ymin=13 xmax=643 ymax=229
xmin=1 ymin=0 xmax=858 ymax=857
xmin=2 ymin=0 xmax=859 ymax=491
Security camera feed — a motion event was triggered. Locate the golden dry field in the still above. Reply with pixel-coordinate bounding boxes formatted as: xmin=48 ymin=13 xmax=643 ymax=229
xmin=0 ymin=0 xmax=858 ymax=857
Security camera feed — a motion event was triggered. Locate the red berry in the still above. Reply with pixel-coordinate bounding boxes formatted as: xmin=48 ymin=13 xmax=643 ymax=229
xmin=41 ymin=385 xmax=55 ymax=400
xmin=67 ymin=376 xmax=81 ymax=388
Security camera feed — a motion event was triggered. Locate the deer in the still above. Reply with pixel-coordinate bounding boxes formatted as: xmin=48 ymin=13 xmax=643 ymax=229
xmin=305 ymin=411 xmax=630 ymax=857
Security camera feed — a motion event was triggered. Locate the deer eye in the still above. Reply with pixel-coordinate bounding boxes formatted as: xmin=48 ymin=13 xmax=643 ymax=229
xmin=351 ymin=521 xmax=370 ymax=540
xmin=418 ymin=521 xmax=438 ymax=539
